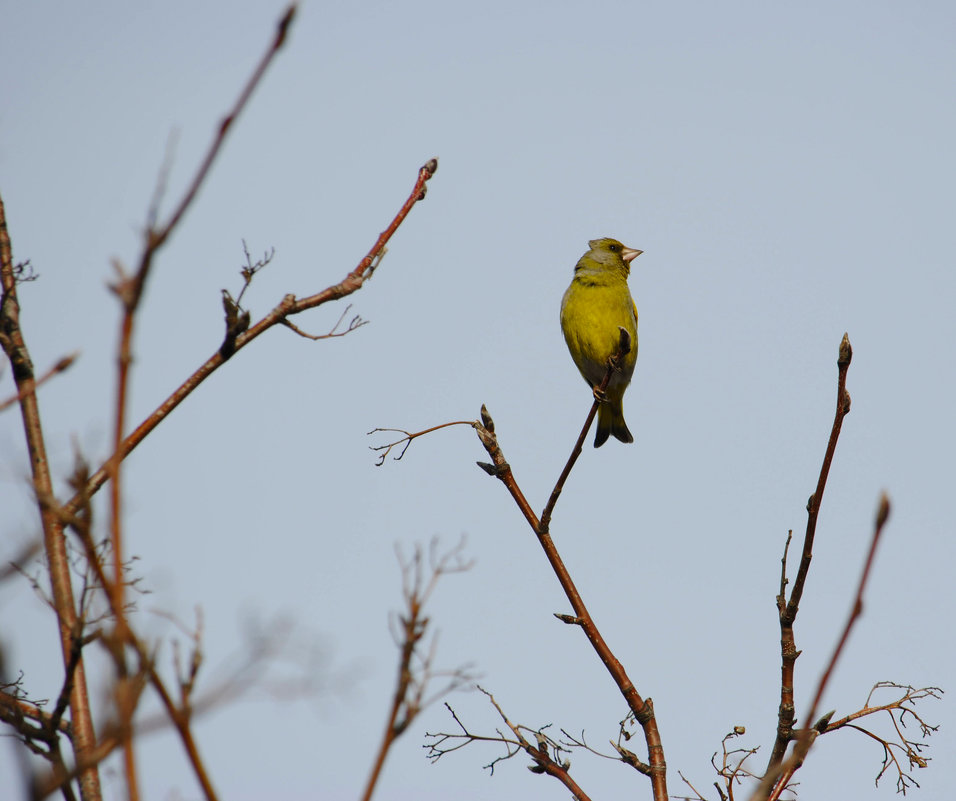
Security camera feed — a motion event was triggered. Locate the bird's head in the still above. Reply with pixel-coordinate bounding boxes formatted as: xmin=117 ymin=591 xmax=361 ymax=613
xmin=583 ymin=238 xmax=643 ymax=274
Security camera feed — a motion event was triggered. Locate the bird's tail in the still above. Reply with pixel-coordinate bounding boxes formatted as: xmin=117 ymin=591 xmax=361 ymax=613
xmin=594 ymin=402 xmax=634 ymax=447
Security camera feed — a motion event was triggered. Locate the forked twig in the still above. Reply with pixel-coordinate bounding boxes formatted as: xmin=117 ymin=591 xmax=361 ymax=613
xmin=281 ymin=303 xmax=368 ymax=341
xmin=829 ymin=682 xmax=941 ymax=793
xmin=765 ymin=334 xmax=853 ymax=779
xmin=360 ymin=538 xmax=474 ymax=801
xmin=368 ymin=421 xmax=476 ymax=465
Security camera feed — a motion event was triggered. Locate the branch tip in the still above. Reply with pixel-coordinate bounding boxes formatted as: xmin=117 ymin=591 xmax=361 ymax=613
xmin=54 ymin=353 xmax=79 ymax=372
xmin=276 ymin=5 xmax=297 ymax=47
xmin=838 ymin=332 xmax=852 ymax=366
xmin=876 ymin=492 xmax=891 ymax=529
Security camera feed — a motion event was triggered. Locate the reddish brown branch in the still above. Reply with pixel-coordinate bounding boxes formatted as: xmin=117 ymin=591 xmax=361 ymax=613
xmin=785 ymin=332 xmax=853 ymax=618
xmin=60 ymin=157 xmax=436 ymax=524
xmin=802 ymin=493 xmax=890 ymax=735
xmin=473 ymin=329 xmax=667 ymax=801
xmin=766 ymin=333 xmax=853 ymax=777
xmin=100 ymin=13 xmax=299 ymax=798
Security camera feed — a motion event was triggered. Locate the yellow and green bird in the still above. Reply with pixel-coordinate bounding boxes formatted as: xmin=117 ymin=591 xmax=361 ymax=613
xmin=560 ymin=237 xmax=642 ymax=447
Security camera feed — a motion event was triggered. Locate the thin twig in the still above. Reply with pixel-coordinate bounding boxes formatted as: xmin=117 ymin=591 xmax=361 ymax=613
xmin=368 ymin=420 xmax=475 ymax=465
xmin=539 ymin=326 xmax=631 ymax=533
xmin=802 ymin=493 xmax=890 ymax=741
xmin=153 ymin=5 xmax=297 ymax=252
xmin=0 ymin=352 xmax=78 ymax=412
xmin=280 ymin=303 xmax=368 ymax=340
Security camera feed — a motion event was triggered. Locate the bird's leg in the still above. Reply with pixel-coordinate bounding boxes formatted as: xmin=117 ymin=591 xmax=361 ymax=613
xmin=594 ymin=350 xmax=625 ymax=401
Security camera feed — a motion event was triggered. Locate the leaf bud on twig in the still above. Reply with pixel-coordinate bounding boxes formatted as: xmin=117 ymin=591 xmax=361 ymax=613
xmin=838 ymin=332 xmax=852 ymax=366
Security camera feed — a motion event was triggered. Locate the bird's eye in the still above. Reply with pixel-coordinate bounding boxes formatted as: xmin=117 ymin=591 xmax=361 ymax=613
xmin=609 ymin=244 xmax=619 ymax=252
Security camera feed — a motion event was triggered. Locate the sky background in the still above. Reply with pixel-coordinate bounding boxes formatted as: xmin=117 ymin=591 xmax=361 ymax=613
xmin=1 ymin=1 xmax=954 ymax=800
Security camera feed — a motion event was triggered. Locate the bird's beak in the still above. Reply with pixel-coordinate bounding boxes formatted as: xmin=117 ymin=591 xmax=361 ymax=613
xmin=622 ymin=247 xmax=643 ymax=263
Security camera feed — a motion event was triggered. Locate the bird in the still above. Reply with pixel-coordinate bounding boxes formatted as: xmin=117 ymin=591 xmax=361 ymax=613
xmin=560 ymin=237 xmax=642 ymax=447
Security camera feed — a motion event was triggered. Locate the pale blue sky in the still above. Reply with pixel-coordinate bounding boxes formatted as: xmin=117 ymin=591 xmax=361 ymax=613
xmin=2 ymin=2 xmax=953 ymax=799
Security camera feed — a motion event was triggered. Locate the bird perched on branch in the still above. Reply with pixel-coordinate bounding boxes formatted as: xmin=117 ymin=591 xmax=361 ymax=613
xmin=560 ymin=237 xmax=642 ymax=447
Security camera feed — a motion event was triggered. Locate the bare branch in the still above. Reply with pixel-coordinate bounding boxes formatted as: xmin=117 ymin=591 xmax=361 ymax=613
xmin=822 ymin=682 xmax=942 ymax=793
xmin=360 ymin=538 xmax=475 ymax=801
xmin=766 ymin=334 xmax=854 ymax=778
xmin=62 ymin=156 xmax=437 ymax=522
xmin=469 ymin=329 xmax=667 ymax=800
